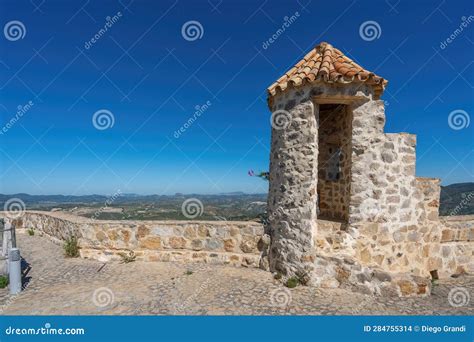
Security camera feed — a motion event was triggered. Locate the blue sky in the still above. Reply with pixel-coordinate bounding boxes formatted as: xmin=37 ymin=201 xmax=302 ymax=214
xmin=0 ymin=0 xmax=473 ymax=195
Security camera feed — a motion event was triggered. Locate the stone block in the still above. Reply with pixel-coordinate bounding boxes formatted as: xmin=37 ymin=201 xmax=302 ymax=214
xmin=140 ymin=236 xmax=162 ymax=249
xmin=240 ymin=236 xmax=258 ymax=253
xmin=360 ymin=248 xmax=371 ymax=263
xmin=206 ymin=238 xmax=223 ymax=251
xmin=183 ymin=227 xmax=197 ymax=239
xmin=151 ymin=226 xmax=174 ymax=237
xmin=191 ymin=239 xmax=203 ymax=251
xmin=169 ymin=237 xmax=187 ymax=249
xmin=197 ymin=225 xmax=209 ymax=237
xmin=137 ymin=225 xmax=150 ymax=239
xmin=224 ymin=239 xmax=235 ymax=252
xmin=427 ymin=256 xmax=442 ymax=271
xmin=373 ymin=269 xmax=392 ymax=282
xmin=397 ymin=280 xmax=415 ymax=296
xmin=441 ymin=229 xmax=453 ymax=242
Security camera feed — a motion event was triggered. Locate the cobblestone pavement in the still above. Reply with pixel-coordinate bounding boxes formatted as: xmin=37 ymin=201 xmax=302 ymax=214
xmin=0 ymin=233 xmax=472 ymax=315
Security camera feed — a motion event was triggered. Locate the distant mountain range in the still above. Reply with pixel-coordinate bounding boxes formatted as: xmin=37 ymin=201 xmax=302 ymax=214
xmin=0 ymin=192 xmax=256 ymax=205
xmin=0 ymin=192 xmax=268 ymax=221
xmin=439 ymin=182 xmax=474 ymax=216
xmin=0 ymin=182 xmax=472 ymax=218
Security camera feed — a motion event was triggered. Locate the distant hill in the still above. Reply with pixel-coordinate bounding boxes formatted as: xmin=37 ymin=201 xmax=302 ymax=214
xmin=0 ymin=182 xmax=472 ymax=219
xmin=0 ymin=192 xmax=268 ymax=221
xmin=439 ymin=182 xmax=474 ymax=216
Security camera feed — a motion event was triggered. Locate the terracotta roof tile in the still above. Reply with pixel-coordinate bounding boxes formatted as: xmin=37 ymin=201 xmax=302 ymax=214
xmin=268 ymin=42 xmax=387 ymax=99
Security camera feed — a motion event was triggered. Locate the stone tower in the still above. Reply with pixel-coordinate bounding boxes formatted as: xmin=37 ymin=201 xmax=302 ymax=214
xmin=265 ymin=42 xmax=465 ymax=291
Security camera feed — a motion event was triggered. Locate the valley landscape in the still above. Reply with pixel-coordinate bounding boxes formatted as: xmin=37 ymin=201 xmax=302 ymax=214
xmin=1 ymin=182 xmax=472 ymax=221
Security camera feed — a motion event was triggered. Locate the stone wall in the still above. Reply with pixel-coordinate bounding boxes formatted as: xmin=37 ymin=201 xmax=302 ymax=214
xmin=327 ymin=99 xmax=473 ymax=279
xmin=2 ymin=209 xmax=472 ymax=296
xmin=266 ymin=82 xmax=378 ymax=280
xmin=7 ymin=211 xmax=264 ymax=268
xmin=317 ymin=104 xmax=352 ymax=221
xmin=348 ymin=100 xmax=418 ymax=232
xmin=266 ymin=81 xmax=473 ymax=291
xmin=439 ymin=215 xmax=474 ymax=277
xmin=267 ymin=95 xmax=318 ymax=278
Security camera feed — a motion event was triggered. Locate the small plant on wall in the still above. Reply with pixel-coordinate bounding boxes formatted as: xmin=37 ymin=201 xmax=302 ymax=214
xmin=63 ymin=236 xmax=80 ymax=258
xmin=285 ymin=277 xmax=299 ymax=288
xmin=118 ymin=250 xmax=136 ymax=264
xmin=27 ymin=228 xmax=34 ymax=236
xmin=0 ymin=275 xmax=8 ymax=289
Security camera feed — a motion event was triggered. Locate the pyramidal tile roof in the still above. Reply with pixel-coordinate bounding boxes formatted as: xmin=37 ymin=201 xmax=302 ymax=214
xmin=267 ymin=42 xmax=387 ymax=99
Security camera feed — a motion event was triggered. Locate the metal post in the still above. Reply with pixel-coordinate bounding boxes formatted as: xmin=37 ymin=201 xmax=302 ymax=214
xmin=8 ymin=248 xmax=21 ymax=295
xmin=1 ymin=221 xmax=11 ymax=276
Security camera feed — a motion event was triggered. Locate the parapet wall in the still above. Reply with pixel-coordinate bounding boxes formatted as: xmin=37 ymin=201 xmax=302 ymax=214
xmin=4 ymin=209 xmax=473 ymax=285
xmin=341 ymin=176 xmax=474 ymax=278
xmin=8 ymin=211 xmax=265 ymax=268
xmin=349 ymin=99 xmax=418 ymax=231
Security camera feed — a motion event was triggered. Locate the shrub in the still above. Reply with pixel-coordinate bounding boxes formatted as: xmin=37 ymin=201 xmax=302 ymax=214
xmin=185 ymin=270 xmax=193 ymax=275
xmin=63 ymin=236 xmax=80 ymax=258
xmin=286 ymin=277 xmax=299 ymax=288
xmin=27 ymin=228 xmax=34 ymax=236
xmin=0 ymin=275 xmax=8 ymax=288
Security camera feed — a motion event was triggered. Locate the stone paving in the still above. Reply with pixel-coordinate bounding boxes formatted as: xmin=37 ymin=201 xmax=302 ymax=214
xmin=0 ymin=233 xmax=472 ymax=315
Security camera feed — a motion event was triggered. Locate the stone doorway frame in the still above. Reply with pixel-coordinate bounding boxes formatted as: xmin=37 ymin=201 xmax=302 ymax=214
xmin=314 ymin=100 xmax=352 ymax=223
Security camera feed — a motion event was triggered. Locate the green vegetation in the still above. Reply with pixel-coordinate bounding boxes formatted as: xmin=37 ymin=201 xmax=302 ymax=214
xmin=27 ymin=228 xmax=34 ymax=236
xmin=63 ymin=236 xmax=80 ymax=258
xmin=185 ymin=270 xmax=193 ymax=275
xmin=285 ymin=277 xmax=299 ymax=288
xmin=0 ymin=275 xmax=8 ymax=288
xmin=1 ymin=183 xmax=471 ymax=222
xmin=439 ymin=183 xmax=474 ymax=216
xmin=0 ymin=193 xmax=268 ymax=221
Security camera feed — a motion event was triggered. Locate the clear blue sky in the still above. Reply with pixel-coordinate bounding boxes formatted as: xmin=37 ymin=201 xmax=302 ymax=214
xmin=0 ymin=0 xmax=473 ymax=195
